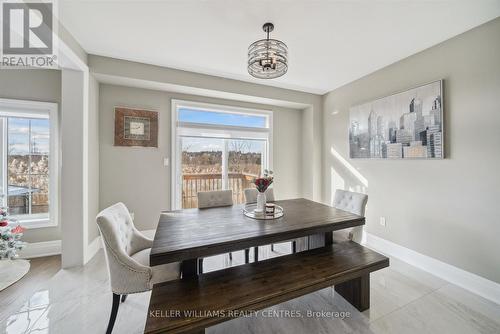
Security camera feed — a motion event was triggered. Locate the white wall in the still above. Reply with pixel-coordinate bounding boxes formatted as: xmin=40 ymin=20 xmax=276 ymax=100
xmin=90 ymin=55 xmax=323 ymax=203
xmin=322 ymin=18 xmax=500 ymax=283
xmin=99 ymin=84 xmax=303 ymax=231
xmin=58 ymin=24 xmax=88 ymax=66
xmin=302 ymin=105 xmax=323 ymax=200
xmin=87 ymin=75 xmax=100 ymax=244
xmin=61 ymin=69 xmax=88 ymax=267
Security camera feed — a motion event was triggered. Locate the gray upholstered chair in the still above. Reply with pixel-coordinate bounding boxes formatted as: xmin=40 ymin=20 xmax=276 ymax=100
xmin=196 ymin=190 xmax=242 ymax=269
xmin=333 ymin=190 xmax=368 ymax=242
xmin=197 ymin=189 xmax=233 ymax=208
xmin=97 ymin=202 xmax=180 ymax=334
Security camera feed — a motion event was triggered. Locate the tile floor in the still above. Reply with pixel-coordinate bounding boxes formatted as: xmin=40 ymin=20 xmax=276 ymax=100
xmin=1 ymin=243 xmax=499 ymax=334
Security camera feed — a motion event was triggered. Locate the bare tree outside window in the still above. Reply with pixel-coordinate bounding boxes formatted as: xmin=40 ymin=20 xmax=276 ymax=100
xmin=6 ymin=117 xmax=50 ymax=216
xmin=181 ymin=137 xmax=264 ymax=208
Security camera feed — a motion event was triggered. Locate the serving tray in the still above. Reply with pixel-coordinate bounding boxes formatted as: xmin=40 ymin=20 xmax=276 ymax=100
xmin=243 ymin=204 xmax=284 ymax=220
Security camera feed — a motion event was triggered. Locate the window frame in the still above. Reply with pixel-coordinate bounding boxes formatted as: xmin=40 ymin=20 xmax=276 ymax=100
xmin=171 ymin=99 xmax=273 ymax=210
xmin=0 ymin=98 xmax=59 ymax=229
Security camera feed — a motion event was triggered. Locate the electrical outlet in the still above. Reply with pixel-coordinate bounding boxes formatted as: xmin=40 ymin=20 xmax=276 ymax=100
xmin=163 ymin=157 xmax=169 ymax=167
xmin=380 ymin=217 xmax=386 ymax=227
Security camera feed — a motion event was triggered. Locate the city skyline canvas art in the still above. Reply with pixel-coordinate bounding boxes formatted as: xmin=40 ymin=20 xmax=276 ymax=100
xmin=349 ymin=80 xmax=443 ymax=159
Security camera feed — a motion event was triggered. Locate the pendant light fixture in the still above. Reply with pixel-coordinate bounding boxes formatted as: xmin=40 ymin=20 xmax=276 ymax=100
xmin=247 ymin=22 xmax=288 ymax=79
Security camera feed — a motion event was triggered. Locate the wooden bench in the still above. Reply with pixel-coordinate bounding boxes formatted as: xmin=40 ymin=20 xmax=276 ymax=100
xmin=145 ymin=241 xmax=389 ymax=334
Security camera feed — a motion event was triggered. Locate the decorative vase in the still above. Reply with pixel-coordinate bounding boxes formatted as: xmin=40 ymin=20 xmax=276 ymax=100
xmin=255 ymin=192 xmax=267 ymax=213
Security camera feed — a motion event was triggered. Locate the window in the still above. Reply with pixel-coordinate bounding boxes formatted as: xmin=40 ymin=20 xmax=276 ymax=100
xmin=172 ymin=100 xmax=272 ymax=209
xmin=178 ymin=108 xmax=268 ymax=128
xmin=0 ymin=98 xmax=58 ymax=227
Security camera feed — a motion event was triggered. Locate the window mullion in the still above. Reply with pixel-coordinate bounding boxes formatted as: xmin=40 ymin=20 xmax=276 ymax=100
xmin=173 ymin=100 xmax=272 ymax=209
xmin=0 ymin=98 xmax=57 ymax=227
xmin=222 ymin=139 xmax=228 ymax=190
xmin=0 ymin=118 xmax=5 ymax=207
xmin=28 ymin=120 xmax=32 ymax=215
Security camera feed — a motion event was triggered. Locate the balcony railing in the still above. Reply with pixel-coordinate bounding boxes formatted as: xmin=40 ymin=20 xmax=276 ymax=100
xmin=182 ymin=172 xmax=256 ymax=209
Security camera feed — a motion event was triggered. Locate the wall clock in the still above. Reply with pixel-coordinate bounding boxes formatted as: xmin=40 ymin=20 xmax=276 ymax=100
xmin=114 ymin=107 xmax=158 ymax=147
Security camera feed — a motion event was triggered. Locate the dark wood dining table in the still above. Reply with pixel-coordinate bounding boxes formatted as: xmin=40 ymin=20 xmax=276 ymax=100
xmin=150 ymin=198 xmax=365 ymax=277
xmin=145 ymin=198 xmax=391 ymax=333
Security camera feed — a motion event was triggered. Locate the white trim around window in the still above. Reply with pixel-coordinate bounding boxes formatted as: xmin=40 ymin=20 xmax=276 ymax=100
xmin=171 ymin=99 xmax=273 ymax=210
xmin=0 ymin=98 xmax=59 ymax=229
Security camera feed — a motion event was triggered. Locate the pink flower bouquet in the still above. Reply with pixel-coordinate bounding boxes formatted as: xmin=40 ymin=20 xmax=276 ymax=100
xmin=253 ymin=169 xmax=274 ymax=193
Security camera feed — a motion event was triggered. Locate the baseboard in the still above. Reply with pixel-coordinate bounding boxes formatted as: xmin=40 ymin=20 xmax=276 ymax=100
xmin=19 ymin=240 xmax=62 ymax=259
xmin=84 ymin=229 xmax=157 ymax=262
xmin=17 ymin=229 xmax=156 ymax=262
xmin=364 ymin=233 xmax=500 ymax=305
xmin=85 ymin=235 xmax=102 ymax=263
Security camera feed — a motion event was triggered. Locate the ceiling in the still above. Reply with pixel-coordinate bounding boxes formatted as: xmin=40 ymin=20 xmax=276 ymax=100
xmin=59 ymin=0 xmax=500 ymax=95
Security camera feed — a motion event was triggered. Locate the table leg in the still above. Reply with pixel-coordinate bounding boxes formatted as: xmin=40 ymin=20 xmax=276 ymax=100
xmin=294 ymin=237 xmax=308 ymax=252
xmin=198 ymin=258 xmax=204 ymax=274
xmin=181 ymin=259 xmax=199 ymax=278
xmin=308 ymin=232 xmax=331 ymax=250
xmin=334 ymin=274 xmax=370 ymax=311
xmin=324 ymin=231 xmax=333 ymax=245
